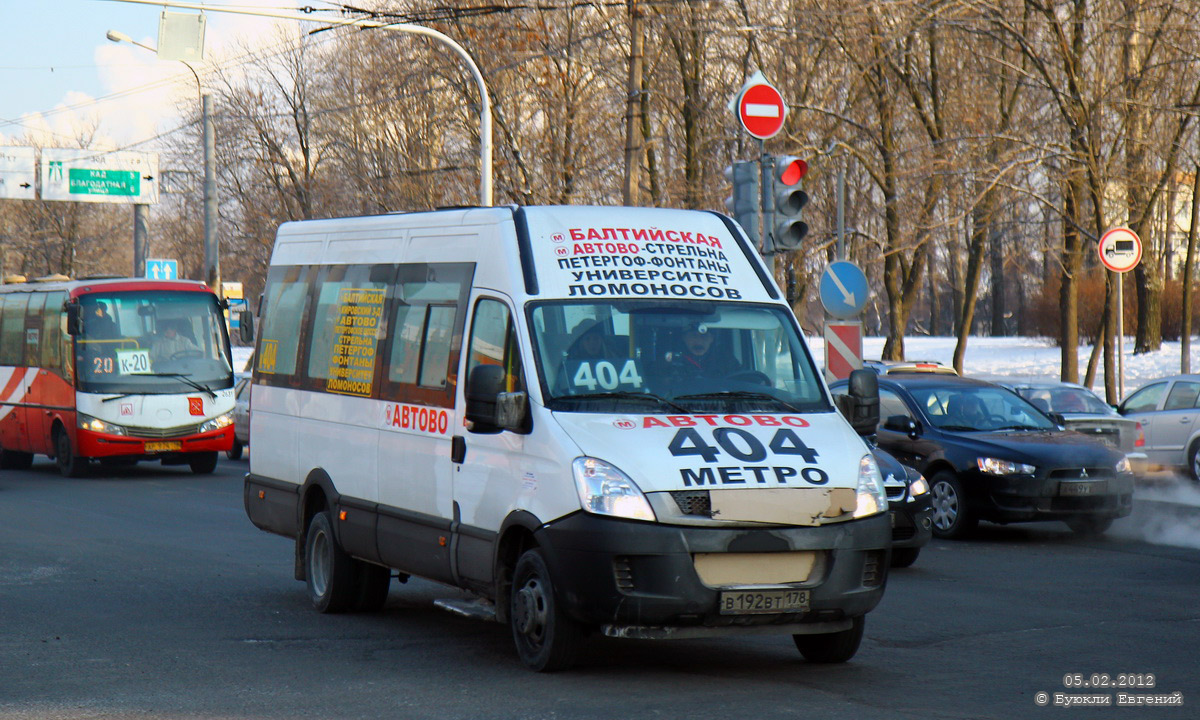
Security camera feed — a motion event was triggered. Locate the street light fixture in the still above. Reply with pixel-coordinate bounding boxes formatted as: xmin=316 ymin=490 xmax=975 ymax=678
xmin=107 ymin=28 xmax=219 ymax=295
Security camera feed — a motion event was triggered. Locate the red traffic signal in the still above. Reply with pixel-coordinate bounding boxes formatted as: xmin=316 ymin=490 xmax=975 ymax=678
xmin=778 ymin=157 xmax=808 ymax=186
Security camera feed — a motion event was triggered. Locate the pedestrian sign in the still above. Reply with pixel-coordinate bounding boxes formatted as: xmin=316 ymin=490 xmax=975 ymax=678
xmin=146 ymin=259 xmax=179 ymax=280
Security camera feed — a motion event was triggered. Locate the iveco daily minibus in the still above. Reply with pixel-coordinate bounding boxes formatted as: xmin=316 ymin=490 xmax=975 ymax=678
xmin=244 ymin=205 xmax=887 ymax=671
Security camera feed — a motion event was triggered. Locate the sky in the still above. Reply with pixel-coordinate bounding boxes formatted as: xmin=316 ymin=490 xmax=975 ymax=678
xmin=0 ymin=0 xmax=312 ymax=152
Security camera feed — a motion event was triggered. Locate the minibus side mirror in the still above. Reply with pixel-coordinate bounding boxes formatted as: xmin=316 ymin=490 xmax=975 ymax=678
xmin=65 ymin=301 xmax=81 ymax=336
xmin=466 ymin=365 xmax=528 ymax=433
xmin=239 ymin=311 xmax=255 ymax=345
xmin=843 ymin=369 xmax=880 ymax=436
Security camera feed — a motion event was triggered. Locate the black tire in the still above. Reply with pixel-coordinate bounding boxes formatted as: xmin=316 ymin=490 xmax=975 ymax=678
xmin=929 ymin=471 xmax=976 ymax=539
xmin=304 ymin=511 xmax=358 ymax=613
xmin=0 ymin=447 xmax=34 ymax=470
xmin=510 ymin=548 xmax=585 ymax=672
xmin=890 ymin=547 xmax=921 ymax=568
xmin=352 ymin=563 xmax=391 ymax=612
xmin=188 ymin=451 xmax=219 ymax=474
xmin=55 ymin=430 xmax=88 ymax=478
xmin=226 ymin=440 xmax=243 ymax=461
xmin=1065 ymin=516 xmax=1114 ymax=536
xmin=1188 ymin=440 xmax=1200 ymax=483
xmin=793 ymin=615 xmax=865 ymax=663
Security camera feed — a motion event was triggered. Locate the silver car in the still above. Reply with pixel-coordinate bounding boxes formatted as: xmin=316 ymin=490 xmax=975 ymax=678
xmin=991 ymin=378 xmax=1148 ymax=475
xmin=1118 ymin=375 xmax=1200 ymax=481
xmin=228 ymin=372 xmax=251 ymax=460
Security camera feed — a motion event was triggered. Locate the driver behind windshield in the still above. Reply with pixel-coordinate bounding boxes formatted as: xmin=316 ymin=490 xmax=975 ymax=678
xmin=671 ymin=324 xmax=736 ymax=378
xmin=151 ymin=320 xmax=198 ymax=364
xmin=946 ymin=393 xmax=988 ymax=429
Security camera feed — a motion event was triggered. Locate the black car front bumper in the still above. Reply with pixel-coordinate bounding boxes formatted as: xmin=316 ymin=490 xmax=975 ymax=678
xmin=970 ymin=471 xmax=1135 ymax=523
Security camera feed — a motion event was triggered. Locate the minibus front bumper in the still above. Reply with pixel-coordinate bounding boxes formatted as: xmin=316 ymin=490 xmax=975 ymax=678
xmin=534 ymin=511 xmax=891 ymax=635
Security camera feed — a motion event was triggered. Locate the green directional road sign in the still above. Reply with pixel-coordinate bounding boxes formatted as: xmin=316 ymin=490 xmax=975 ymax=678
xmin=69 ymin=168 xmax=140 ymax=197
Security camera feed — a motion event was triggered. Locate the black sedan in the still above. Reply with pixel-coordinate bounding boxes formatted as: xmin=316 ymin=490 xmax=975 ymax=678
xmin=872 ymin=445 xmax=933 ymax=567
xmin=831 ymin=375 xmax=1134 ymax=538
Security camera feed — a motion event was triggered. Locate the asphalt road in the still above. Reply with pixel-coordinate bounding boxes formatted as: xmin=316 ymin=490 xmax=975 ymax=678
xmin=1 ymin=457 xmax=1197 ymax=719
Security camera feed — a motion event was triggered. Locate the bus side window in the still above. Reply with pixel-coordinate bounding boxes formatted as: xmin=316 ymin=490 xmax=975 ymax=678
xmin=0 ymin=294 xmax=29 ymax=367
xmin=42 ymin=293 xmax=66 ymax=374
xmin=466 ymin=298 xmax=524 ymax=394
xmin=23 ymin=293 xmax=47 ymax=367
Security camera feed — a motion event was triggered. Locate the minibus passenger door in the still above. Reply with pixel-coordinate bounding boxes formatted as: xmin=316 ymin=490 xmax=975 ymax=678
xmin=452 ymin=296 xmax=528 ymax=589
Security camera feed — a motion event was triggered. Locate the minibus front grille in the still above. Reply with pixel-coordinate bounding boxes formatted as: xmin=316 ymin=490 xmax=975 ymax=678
xmin=862 ymin=551 xmax=886 ymax=588
xmin=670 ymin=491 xmax=712 ymax=517
xmin=126 ymin=422 xmax=206 ymax=439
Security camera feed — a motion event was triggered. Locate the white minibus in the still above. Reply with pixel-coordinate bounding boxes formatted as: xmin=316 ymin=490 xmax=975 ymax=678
xmin=245 ymin=205 xmax=887 ymax=671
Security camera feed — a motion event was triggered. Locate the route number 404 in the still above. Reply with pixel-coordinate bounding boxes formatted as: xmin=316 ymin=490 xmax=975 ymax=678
xmin=572 ymin=360 xmax=644 ymax=390
xmin=668 ymin=427 xmax=820 ymax=465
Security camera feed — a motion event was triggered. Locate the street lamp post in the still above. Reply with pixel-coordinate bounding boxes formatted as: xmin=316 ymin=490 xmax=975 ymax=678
xmin=106 ymin=29 xmax=218 ymax=293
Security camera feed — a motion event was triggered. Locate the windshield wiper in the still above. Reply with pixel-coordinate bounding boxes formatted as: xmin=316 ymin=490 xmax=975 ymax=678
xmin=995 ymin=424 xmax=1044 ymax=431
xmin=938 ymin=424 xmax=981 ymax=432
xmin=141 ymin=372 xmax=218 ymax=399
xmin=561 ymin=391 xmax=690 ymax=413
xmin=673 ymin=390 xmax=805 ymax=413
xmin=100 ymin=393 xmax=136 ymax=404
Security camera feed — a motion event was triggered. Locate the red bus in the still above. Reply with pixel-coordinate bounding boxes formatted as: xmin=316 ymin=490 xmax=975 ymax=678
xmin=0 ymin=276 xmax=235 ymax=476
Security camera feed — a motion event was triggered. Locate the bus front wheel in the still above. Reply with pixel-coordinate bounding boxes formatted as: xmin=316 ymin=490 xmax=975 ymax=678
xmin=55 ymin=430 xmax=88 ymax=478
xmin=189 ymin=452 xmax=219 ymax=474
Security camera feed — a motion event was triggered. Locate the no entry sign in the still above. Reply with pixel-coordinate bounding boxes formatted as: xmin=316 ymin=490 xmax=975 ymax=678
xmin=733 ymin=74 xmax=787 ymax=140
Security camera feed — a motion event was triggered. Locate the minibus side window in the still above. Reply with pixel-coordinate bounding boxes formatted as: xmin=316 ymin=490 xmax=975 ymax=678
xmin=0 ymin=294 xmax=29 ymax=366
xmin=466 ymin=298 xmax=524 ymax=394
xmin=23 ymin=293 xmax=47 ymax=367
xmin=257 ymin=266 xmax=313 ymax=380
xmin=304 ymin=264 xmax=391 ymax=397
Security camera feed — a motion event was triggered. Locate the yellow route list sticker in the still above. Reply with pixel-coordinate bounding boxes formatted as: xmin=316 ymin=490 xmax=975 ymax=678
xmin=326 ymin=287 xmax=385 ymax=396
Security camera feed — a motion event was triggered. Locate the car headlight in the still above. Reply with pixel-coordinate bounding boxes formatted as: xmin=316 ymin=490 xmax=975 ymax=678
xmin=853 ymin=454 xmax=888 ymax=519
xmin=572 ymin=457 xmax=655 ymax=522
xmin=977 ymin=457 xmax=1036 ymax=475
xmin=908 ymin=473 xmax=930 ymax=497
xmin=77 ymin=414 xmax=127 ymax=436
xmin=1115 ymin=456 xmax=1132 ymax=474
xmin=199 ymin=412 xmax=234 ymax=434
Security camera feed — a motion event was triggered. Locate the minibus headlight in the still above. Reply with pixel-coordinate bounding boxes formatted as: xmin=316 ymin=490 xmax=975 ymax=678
xmin=199 ymin=413 xmax=234 ymax=434
xmin=572 ymin=457 xmax=656 ymax=522
xmin=853 ymin=454 xmax=888 ymax=519
xmin=77 ymin=414 xmax=127 ymax=436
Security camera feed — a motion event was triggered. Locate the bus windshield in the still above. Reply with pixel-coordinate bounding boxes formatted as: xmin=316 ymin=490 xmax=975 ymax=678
xmin=529 ymin=300 xmax=830 ymax=414
xmin=76 ymin=290 xmax=233 ymax=395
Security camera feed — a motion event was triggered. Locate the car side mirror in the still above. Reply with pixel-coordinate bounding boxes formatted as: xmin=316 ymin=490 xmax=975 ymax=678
xmin=840 ymin=368 xmax=880 ymax=436
xmin=465 ymin=365 xmax=528 ymax=433
xmin=1048 ymin=411 xmax=1066 ymax=427
xmin=238 ymin=311 xmax=255 ymax=345
xmin=884 ymin=414 xmax=922 ymax=439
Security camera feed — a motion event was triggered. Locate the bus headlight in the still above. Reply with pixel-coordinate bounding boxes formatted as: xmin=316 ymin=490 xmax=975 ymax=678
xmin=77 ymin=414 xmax=127 ymax=436
xmin=853 ymin=454 xmax=888 ymax=518
xmin=572 ymin=457 xmax=656 ymax=522
xmin=199 ymin=413 xmax=234 ymax=434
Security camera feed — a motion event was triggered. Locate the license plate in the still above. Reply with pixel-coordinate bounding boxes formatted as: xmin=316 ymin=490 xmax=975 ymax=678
xmin=1059 ymin=481 xmax=1106 ymax=496
xmin=145 ymin=441 xmax=181 ymax=453
xmin=719 ymin=589 xmax=809 ymax=615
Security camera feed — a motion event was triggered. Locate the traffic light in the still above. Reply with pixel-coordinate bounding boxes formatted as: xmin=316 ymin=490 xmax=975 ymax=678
xmin=767 ymin=155 xmax=809 ymax=251
xmin=724 ymin=161 xmax=759 ymax=246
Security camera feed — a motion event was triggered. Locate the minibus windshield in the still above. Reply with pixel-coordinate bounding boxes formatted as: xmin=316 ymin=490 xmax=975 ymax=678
xmin=529 ymin=300 xmax=831 ymax=414
xmin=76 ymin=291 xmax=233 ymax=395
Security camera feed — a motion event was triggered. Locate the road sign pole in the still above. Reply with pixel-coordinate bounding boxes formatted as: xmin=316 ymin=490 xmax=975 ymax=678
xmin=202 ymin=93 xmax=219 ymax=295
xmin=758 ymin=141 xmax=772 ymax=274
xmin=133 ymin=204 xmax=148 ymax=278
xmin=1117 ymin=273 xmax=1124 ymax=400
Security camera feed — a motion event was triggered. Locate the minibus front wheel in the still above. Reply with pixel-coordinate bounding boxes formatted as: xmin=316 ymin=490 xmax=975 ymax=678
xmin=510 ymin=548 xmax=585 ymax=672
xmin=793 ymin=615 xmax=865 ymax=663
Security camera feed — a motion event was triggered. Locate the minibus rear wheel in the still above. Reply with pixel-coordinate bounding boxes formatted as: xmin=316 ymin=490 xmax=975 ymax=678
xmin=793 ymin=615 xmax=865 ymax=663
xmin=510 ymin=548 xmax=584 ymax=672
xmin=304 ymin=511 xmax=357 ymax=613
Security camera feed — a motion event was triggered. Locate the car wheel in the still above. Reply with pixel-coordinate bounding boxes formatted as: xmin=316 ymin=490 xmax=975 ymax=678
xmin=188 ymin=451 xmax=219 ymax=474
xmin=929 ymin=471 xmax=976 ymax=539
xmin=304 ymin=511 xmax=357 ymax=614
xmin=1065 ymin=516 xmax=1114 ymax=536
xmin=226 ymin=440 xmax=243 ymax=461
xmin=793 ymin=615 xmax=865 ymax=663
xmin=510 ymin=547 xmax=585 ymax=672
xmin=55 ymin=430 xmax=88 ymax=478
xmin=890 ymin=547 xmax=921 ymax=568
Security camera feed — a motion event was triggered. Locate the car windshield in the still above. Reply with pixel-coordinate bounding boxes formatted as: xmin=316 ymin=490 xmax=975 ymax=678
xmin=529 ymin=300 xmax=830 ymax=414
xmin=909 ymin=384 xmax=1056 ymax=432
xmin=76 ymin=290 xmax=233 ymax=395
xmin=1016 ymin=386 xmax=1113 ymax=415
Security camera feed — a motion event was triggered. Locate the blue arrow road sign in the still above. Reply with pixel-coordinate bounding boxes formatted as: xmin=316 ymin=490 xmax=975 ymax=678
xmin=146 ymin=258 xmax=178 ymax=280
xmin=819 ymin=261 xmax=868 ymax=319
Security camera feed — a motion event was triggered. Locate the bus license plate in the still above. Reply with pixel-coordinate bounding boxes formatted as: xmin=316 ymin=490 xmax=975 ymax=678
xmin=145 ymin=441 xmax=181 ymax=453
xmin=719 ymin=590 xmax=809 ymax=615
xmin=1059 ymin=481 xmax=1105 ymax=496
